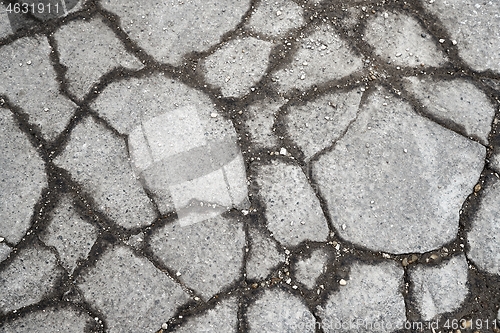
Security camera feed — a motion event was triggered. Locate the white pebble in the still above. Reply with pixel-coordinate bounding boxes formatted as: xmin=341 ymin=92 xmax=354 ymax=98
xmin=280 ymin=147 xmax=287 ymax=155
xmin=439 ymin=39 xmax=445 ymax=43
xmin=339 ymin=279 xmax=347 ymax=286
xmin=161 ymin=323 xmax=168 ymax=329
xmin=210 ymin=112 xmax=218 ymax=118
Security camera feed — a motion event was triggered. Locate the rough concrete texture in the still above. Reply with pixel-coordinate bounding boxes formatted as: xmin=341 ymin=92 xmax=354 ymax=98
xmin=255 ymin=160 xmax=329 ymax=247
xmin=364 ymin=11 xmax=447 ymax=67
xmin=0 ymin=243 xmax=11 ymax=263
xmin=246 ymin=288 xmax=316 ymax=333
xmin=39 ymin=194 xmax=98 ymax=274
xmin=272 ymin=24 xmax=363 ymax=93
xmin=1 ymin=0 xmax=500 ymax=331
xmin=100 ymin=0 xmax=250 ymax=65
xmin=314 ymin=87 xmax=485 ymax=254
xmin=149 ymin=215 xmax=245 ymax=300
xmin=293 ymin=248 xmax=329 ymax=289
xmin=0 ymin=107 xmax=47 ymax=244
xmin=318 ymin=261 xmax=406 ymax=333
xmin=409 ymin=254 xmax=469 ymax=321
xmin=423 ymin=0 xmax=500 ymax=73
xmin=54 ymin=16 xmax=143 ymax=100
xmin=244 ymin=97 xmax=285 ymax=148
xmin=92 ymin=74 xmax=249 ymax=225
xmin=0 ymin=36 xmax=76 ymax=140
xmin=0 ymin=306 xmax=94 ymax=332
xmin=246 ymin=227 xmax=285 ymax=281
xmin=173 ymin=297 xmax=238 ymax=333
xmin=54 ymin=116 xmax=156 ymax=229
xmin=0 ymin=246 xmax=63 ymax=313
xmin=404 ymin=76 xmax=495 ymax=144
xmin=467 ymin=174 xmax=500 ymax=275
xmin=202 ymin=37 xmax=273 ymax=98
xmin=0 ymin=7 xmax=12 ymax=39
xmin=286 ymin=90 xmax=361 ymax=160
xmin=77 ymin=245 xmax=190 ymax=333
xmin=246 ymin=0 xmax=305 ymax=38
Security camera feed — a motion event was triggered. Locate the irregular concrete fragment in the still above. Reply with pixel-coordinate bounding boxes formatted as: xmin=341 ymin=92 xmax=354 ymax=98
xmin=313 ymin=87 xmax=485 ymax=254
xmin=202 ymin=37 xmax=273 ymax=98
xmin=0 ymin=107 xmax=47 ymax=244
xmin=364 ymin=11 xmax=447 ymax=67
xmin=423 ymin=0 xmax=500 ymax=73
xmin=467 ymin=175 xmax=500 ymax=275
xmin=491 ymin=152 xmax=500 ymax=174
xmin=92 ymin=74 xmax=249 ymax=225
xmin=409 ymin=254 xmax=468 ymax=321
xmin=286 ymin=90 xmax=361 ymax=160
xmin=0 ymin=306 xmax=94 ymax=333
xmin=149 ymin=215 xmax=245 ymax=300
xmin=273 ymin=24 xmax=363 ymax=93
xmin=54 ymin=116 xmax=156 ymax=229
xmin=0 ymin=246 xmax=63 ymax=313
xmin=0 ymin=6 xmax=12 ymax=38
xmin=173 ymin=297 xmax=238 ymax=333
xmin=247 ymin=288 xmax=316 ymax=332
xmin=256 ymin=161 xmax=329 ymax=247
xmin=245 ymin=97 xmax=285 ymax=148
xmin=246 ymin=227 xmax=285 ymax=280
xmin=318 ymin=261 xmax=406 ymax=332
xmin=39 ymin=194 xmax=98 ymax=274
xmin=100 ymin=0 xmax=250 ymax=65
xmin=294 ymin=249 xmax=328 ymax=289
xmin=0 ymin=243 xmax=12 ymax=263
xmin=0 ymin=36 xmax=76 ymax=140
xmin=246 ymin=0 xmax=305 ymax=37
xmin=54 ymin=16 xmax=143 ymax=100
xmin=404 ymin=77 xmax=494 ymax=144
xmin=77 ymin=245 xmax=190 ymax=333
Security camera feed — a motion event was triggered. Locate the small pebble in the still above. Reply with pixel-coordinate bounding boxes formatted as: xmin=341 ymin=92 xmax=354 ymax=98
xmin=339 ymin=279 xmax=347 ymax=286
xmin=276 ymin=10 xmax=282 ymax=16
xmin=452 ymin=40 xmax=457 ymax=45
xmin=280 ymin=147 xmax=287 ymax=155
xmin=439 ymin=39 xmax=445 ymax=43
xmin=474 ymin=184 xmax=481 ymax=192
xmin=161 ymin=323 xmax=168 ymax=330
xmin=0 ymin=237 xmax=4 ymax=242
xmin=210 ymin=112 xmax=218 ymax=118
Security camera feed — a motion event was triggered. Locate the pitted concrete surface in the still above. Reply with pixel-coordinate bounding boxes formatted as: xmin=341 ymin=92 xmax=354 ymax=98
xmin=0 ymin=0 xmax=500 ymax=332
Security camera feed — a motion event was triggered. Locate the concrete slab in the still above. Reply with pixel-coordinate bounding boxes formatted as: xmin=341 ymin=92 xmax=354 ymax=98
xmin=77 ymin=245 xmax=190 ymax=333
xmin=0 ymin=107 xmax=47 ymax=244
xmin=293 ymin=248 xmax=328 ymax=289
xmin=313 ymin=87 xmax=485 ymax=254
xmin=246 ymin=0 xmax=305 ymax=38
xmin=246 ymin=227 xmax=285 ymax=281
xmin=0 ymin=36 xmax=76 ymax=141
xmin=255 ymin=160 xmax=329 ymax=247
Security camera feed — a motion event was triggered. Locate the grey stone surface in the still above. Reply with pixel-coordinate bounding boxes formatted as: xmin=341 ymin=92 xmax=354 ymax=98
xmin=246 ymin=0 xmax=305 ymax=38
xmin=77 ymin=245 xmax=190 ymax=333
xmin=245 ymin=97 xmax=285 ymax=148
xmin=202 ymin=37 xmax=273 ymax=98
xmin=92 ymin=74 xmax=249 ymax=225
xmin=0 ymin=242 xmax=12 ymax=263
xmin=0 ymin=5 xmax=12 ymax=38
xmin=313 ymin=87 xmax=485 ymax=254
xmin=0 ymin=36 xmax=77 ymax=140
xmin=173 ymin=297 xmax=238 ymax=333
xmin=0 ymin=107 xmax=47 ymax=244
xmin=100 ymin=0 xmax=250 ymax=65
xmin=404 ymin=76 xmax=494 ymax=144
xmin=54 ymin=116 xmax=156 ymax=229
xmin=0 ymin=246 xmax=63 ymax=313
xmin=293 ymin=249 xmax=328 ymax=289
xmin=409 ymin=254 xmax=469 ymax=321
xmin=247 ymin=288 xmax=316 ymax=333
xmin=246 ymin=227 xmax=285 ymax=280
xmin=364 ymin=11 xmax=447 ymax=67
xmin=286 ymin=90 xmax=361 ymax=160
xmin=39 ymin=194 xmax=98 ymax=274
xmin=491 ymin=152 xmax=500 ymax=174
xmin=54 ymin=16 xmax=143 ymax=100
xmin=149 ymin=215 xmax=245 ymax=300
xmin=272 ymin=24 xmax=363 ymax=93
xmin=467 ymin=175 xmax=500 ymax=275
xmin=317 ymin=261 xmax=406 ymax=333
xmin=255 ymin=160 xmax=329 ymax=247
xmin=0 ymin=306 xmax=94 ymax=332
xmin=423 ymin=0 xmax=500 ymax=73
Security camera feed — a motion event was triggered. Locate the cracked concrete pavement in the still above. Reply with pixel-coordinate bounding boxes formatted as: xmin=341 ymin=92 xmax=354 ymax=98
xmin=1 ymin=0 xmax=500 ymax=332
